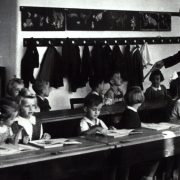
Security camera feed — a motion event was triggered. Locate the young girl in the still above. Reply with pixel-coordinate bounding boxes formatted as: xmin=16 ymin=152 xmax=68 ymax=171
xmin=118 ymin=86 xmax=144 ymax=129
xmin=145 ymin=69 xmax=167 ymax=101
xmin=32 ymin=79 xmax=51 ymax=112
xmin=15 ymin=89 xmax=50 ymax=144
xmin=117 ymin=86 xmax=159 ymax=180
xmin=0 ymin=98 xmax=19 ymax=144
xmin=6 ymin=78 xmax=24 ymax=100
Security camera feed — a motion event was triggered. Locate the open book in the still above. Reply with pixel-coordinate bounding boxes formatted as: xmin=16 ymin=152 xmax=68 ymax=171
xmin=141 ymin=122 xmax=180 ymax=131
xmin=103 ymin=129 xmax=134 ymax=138
xmin=29 ymin=138 xmax=81 ymax=149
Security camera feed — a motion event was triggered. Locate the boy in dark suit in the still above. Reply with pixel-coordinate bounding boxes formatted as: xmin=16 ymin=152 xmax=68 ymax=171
xmin=32 ymin=79 xmax=51 ymax=112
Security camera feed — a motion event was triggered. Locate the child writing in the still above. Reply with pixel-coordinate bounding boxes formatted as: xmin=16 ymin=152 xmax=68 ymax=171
xmin=80 ymin=94 xmax=108 ymax=135
xmin=14 ymin=89 xmax=50 ymax=144
xmin=32 ymin=79 xmax=51 ymax=112
xmin=0 ymin=98 xmax=20 ymax=144
xmin=144 ymin=69 xmax=168 ymax=101
xmin=6 ymin=77 xmax=24 ymax=101
xmin=104 ymin=70 xmax=128 ymax=105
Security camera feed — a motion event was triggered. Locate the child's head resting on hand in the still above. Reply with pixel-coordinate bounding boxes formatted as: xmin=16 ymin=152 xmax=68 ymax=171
xmin=109 ymin=71 xmax=123 ymax=87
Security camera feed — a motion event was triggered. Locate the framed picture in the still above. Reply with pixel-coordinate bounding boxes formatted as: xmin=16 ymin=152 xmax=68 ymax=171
xmin=66 ymin=9 xmax=107 ymax=30
xmin=158 ymin=13 xmax=171 ymax=31
xmin=105 ymin=11 xmax=125 ymax=30
xmin=124 ymin=11 xmax=140 ymax=31
xmin=21 ymin=7 xmax=65 ymax=31
xmin=140 ymin=12 xmax=159 ymax=31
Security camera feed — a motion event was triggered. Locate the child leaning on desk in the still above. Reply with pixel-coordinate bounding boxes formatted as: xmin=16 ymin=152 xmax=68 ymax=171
xmin=13 ymin=88 xmax=51 ymax=144
xmin=0 ymin=98 xmax=20 ymax=144
xmin=80 ymin=94 xmax=109 ymax=135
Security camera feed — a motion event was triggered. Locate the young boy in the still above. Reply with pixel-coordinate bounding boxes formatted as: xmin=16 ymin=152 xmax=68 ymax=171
xmin=104 ymin=71 xmax=128 ymax=105
xmin=32 ymin=79 xmax=51 ymax=112
xmin=80 ymin=94 xmax=108 ymax=135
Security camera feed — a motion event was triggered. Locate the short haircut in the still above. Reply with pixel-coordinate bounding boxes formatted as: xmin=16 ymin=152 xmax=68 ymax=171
xmin=6 ymin=78 xmax=24 ymax=96
xmin=17 ymin=88 xmax=37 ymax=106
xmin=89 ymin=77 xmax=104 ymax=90
xmin=169 ymin=78 xmax=180 ymax=98
xmin=124 ymin=86 xmax=144 ymax=106
xmin=149 ymin=69 xmax=164 ymax=82
xmin=84 ymin=94 xmax=103 ymax=108
xmin=32 ymin=79 xmax=49 ymax=95
xmin=0 ymin=98 xmax=19 ymax=121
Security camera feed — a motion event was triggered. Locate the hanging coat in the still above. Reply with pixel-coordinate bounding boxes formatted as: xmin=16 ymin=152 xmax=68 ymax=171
xmin=111 ymin=44 xmax=126 ymax=79
xmin=91 ymin=42 xmax=104 ymax=80
xmin=62 ymin=38 xmax=72 ymax=77
xmin=37 ymin=45 xmax=63 ymax=88
xmin=123 ymin=45 xmax=131 ymax=81
xmin=127 ymin=47 xmax=144 ymax=90
xmin=68 ymin=44 xmax=81 ymax=92
xmin=102 ymin=44 xmax=113 ymax=82
xmin=80 ymin=44 xmax=92 ymax=87
xmin=21 ymin=38 xmax=39 ymax=88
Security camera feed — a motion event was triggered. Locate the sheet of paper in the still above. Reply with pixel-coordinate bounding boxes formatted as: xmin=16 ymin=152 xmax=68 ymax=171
xmin=141 ymin=122 xmax=180 ymax=131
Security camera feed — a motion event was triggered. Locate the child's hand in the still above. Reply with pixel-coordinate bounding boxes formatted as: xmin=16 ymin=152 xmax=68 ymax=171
xmin=104 ymin=98 xmax=113 ymax=105
xmin=109 ymin=126 xmax=116 ymax=130
xmin=23 ymin=136 xmax=30 ymax=144
xmin=42 ymin=133 xmax=51 ymax=140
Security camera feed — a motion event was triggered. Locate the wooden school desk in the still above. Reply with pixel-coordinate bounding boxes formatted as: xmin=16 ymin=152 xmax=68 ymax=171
xmin=85 ymin=126 xmax=180 ymax=179
xmin=1 ymin=125 xmax=180 ymax=180
xmin=36 ymin=100 xmax=168 ymax=137
xmin=0 ymin=137 xmax=112 ymax=180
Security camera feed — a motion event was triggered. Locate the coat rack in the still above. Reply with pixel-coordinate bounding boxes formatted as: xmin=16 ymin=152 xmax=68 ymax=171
xmin=23 ymin=37 xmax=180 ymax=47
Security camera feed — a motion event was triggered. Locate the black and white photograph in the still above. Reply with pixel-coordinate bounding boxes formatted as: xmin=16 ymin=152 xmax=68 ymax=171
xmin=21 ymin=7 xmax=65 ymax=31
xmin=1 ymin=0 xmax=180 ymax=180
xmin=140 ymin=12 xmax=159 ymax=31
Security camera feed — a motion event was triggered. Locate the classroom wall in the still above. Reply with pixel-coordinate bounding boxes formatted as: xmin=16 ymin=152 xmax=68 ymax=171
xmin=0 ymin=0 xmax=17 ymax=81
xmin=10 ymin=0 xmax=180 ymax=109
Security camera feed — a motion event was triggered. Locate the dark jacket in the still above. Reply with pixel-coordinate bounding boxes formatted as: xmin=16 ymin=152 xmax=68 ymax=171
xmin=21 ymin=38 xmax=39 ymax=88
xmin=111 ymin=44 xmax=124 ymax=72
xmin=102 ymin=44 xmax=113 ymax=82
xmin=37 ymin=45 xmax=63 ymax=88
xmin=79 ymin=45 xmax=92 ymax=87
xmin=118 ymin=108 xmax=141 ymax=129
xmin=91 ymin=42 xmax=104 ymax=80
xmin=37 ymin=96 xmax=51 ymax=112
xmin=127 ymin=47 xmax=144 ymax=89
